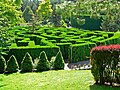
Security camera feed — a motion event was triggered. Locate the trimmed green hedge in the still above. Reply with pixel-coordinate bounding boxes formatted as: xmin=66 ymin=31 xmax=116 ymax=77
xmin=21 ymin=52 xmax=33 ymax=72
xmin=36 ymin=51 xmax=50 ymax=71
xmin=69 ymin=42 xmax=96 ymax=63
xmin=53 ymin=51 xmax=65 ymax=70
xmin=5 ymin=46 xmax=59 ymax=67
xmin=6 ymin=55 xmax=19 ymax=73
xmin=56 ymin=43 xmax=72 ymax=60
xmin=17 ymin=41 xmax=29 ymax=46
xmin=0 ymin=56 xmax=6 ymax=74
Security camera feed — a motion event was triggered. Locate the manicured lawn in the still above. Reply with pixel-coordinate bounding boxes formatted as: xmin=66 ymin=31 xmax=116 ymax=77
xmin=0 ymin=70 xmax=119 ymax=90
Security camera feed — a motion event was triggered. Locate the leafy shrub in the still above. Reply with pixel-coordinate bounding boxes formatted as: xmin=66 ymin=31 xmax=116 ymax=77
xmin=0 ymin=56 xmax=6 ymax=74
xmin=6 ymin=55 xmax=19 ymax=73
xmin=36 ymin=51 xmax=50 ymax=71
xmin=53 ymin=51 xmax=65 ymax=70
xmin=90 ymin=45 xmax=120 ymax=85
xmin=21 ymin=52 xmax=33 ymax=72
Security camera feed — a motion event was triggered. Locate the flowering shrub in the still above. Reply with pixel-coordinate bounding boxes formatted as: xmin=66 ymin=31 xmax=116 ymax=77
xmin=90 ymin=44 xmax=120 ymax=86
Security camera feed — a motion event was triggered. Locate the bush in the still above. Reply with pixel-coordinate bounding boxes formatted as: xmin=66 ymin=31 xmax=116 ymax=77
xmin=21 ymin=52 xmax=33 ymax=72
xmin=28 ymin=41 xmax=35 ymax=47
xmin=6 ymin=46 xmax=59 ymax=67
xmin=6 ymin=55 xmax=19 ymax=73
xmin=53 ymin=51 xmax=65 ymax=70
xmin=90 ymin=45 xmax=120 ymax=85
xmin=36 ymin=51 xmax=50 ymax=71
xmin=0 ymin=56 xmax=6 ymax=74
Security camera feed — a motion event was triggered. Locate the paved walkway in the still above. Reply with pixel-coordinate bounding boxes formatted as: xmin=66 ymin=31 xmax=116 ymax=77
xmin=64 ymin=60 xmax=90 ymax=70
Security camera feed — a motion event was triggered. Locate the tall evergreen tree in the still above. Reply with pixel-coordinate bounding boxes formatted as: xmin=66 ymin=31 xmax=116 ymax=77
xmin=23 ymin=5 xmax=34 ymax=22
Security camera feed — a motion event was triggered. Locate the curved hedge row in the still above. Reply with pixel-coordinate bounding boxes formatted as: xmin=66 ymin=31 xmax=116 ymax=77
xmin=3 ymin=27 xmax=120 ymax=63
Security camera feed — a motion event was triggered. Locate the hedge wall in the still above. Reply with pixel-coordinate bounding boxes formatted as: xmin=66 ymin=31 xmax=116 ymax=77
xmin=56 ymin=43 xmax=72 ymax=60
xmin=4 ymin=46 xmax=59 ymax=67
xmin=69 ymin=42 xmax=96 ymax=63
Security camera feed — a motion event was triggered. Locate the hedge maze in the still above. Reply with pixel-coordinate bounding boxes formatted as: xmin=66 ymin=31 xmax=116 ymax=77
xmin=3 ymin=26 xmax=120 ymax=66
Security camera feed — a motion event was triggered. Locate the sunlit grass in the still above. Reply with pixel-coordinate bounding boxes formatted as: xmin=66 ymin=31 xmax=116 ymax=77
xmin=0 ymin=70 xmax=119 ymax=90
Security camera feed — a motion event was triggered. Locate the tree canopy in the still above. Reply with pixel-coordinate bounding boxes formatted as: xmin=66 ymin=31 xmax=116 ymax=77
xmin=0 ymin=0 xmax=24 ymax=27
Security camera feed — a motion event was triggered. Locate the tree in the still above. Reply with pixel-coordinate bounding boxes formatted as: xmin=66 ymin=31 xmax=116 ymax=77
xmin=0 ymin=1 xmax=24 ymax=27
xmin=6 ymin=55 xmax=19 ymax=73
xmin=36 ymin=0 xmax=53 ymax=25
xmin=21 ymin=0 xmax=38 ymax=13
xmin=50 ymin=4 xmax=67 ymax=27
xmin=36 ymin=51 xmax=50 ymax=71
xmin=15 ymin=0 xmax=23 ymax=6
xmin=100 ymin=0 xmax=120 ymax=32
xmin=21 ymin=52 xmax=33 ymax=72
xmin=0 ymin=56 xmax=6 ymax=74
xmin=23 ymin=6 xmax=34 ymax=22
xmin=53 ymin=51 xmax=65 ymax=70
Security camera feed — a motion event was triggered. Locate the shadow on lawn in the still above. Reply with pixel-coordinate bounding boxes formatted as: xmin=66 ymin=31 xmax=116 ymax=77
xmin=90 ymin=84 xmax=120 ymax=90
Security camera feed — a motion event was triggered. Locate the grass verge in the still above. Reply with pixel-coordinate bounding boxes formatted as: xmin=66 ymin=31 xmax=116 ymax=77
xmin=0 ymin=70 xmax=119 ymax=90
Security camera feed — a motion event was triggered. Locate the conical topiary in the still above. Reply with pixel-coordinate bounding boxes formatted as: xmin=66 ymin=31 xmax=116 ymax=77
xmin=0 ymin=56 xmax=6 ymax=74
xmin=21 ymin=52 xmax=33 ymax=72
xmin=53 ymin=51 xmax=65 ymax=70
xmin=36 ymin=51 xmax=50 ymax=71
xmin=6 ymin=55 xmax=19 ymax=73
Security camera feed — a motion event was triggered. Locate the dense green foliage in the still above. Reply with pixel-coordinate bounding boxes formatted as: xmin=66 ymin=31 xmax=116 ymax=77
xmin=6 ymin=55 xmax=19 ymax=73
xmin=55 ymin=0 xmax=120 ymax=31
xmin=21 ymin=52 xmax=33 ymax=72
xmin=15 ymin=0 xmax=23 ymax=6
xmin=23 ymin=6 xmax=34 ymax=22
xmin=69 ymin=43 xmax=96 ymax=63
xmin=0 ymin=0 xmax=24 ymax=27
xmin=36 ymin=51 xmax=50 ymax=71
xmin=6 ymin=46 xmax=59 ymax=66
xmin=36 ymin=0 xmax=53 ymax=25
xmin=53 ymin=51 xmax=65 ymax=70
xmin=90 ymin=45 xmax=120 ymax=85
xmin=2 ymin=26 xmax=120 ymax=63
xmin=0 ymin=56 xmax=6 ymax=74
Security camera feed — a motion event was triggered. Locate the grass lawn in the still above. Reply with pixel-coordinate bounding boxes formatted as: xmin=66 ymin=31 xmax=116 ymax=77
xmin=0 ymin=70 xmax=119 ymax=90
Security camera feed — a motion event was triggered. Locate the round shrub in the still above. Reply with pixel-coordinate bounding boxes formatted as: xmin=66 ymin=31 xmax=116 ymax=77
xmin=53 ymin=51 xmax=65 ymax=70
xmin=36 ymin=51 xmax=50 ymax=71
xmin=0 ymin=56 xmax=6 ymax=74
xmin=6 ymin=55 xmax=19 ymax=73
xmin=21 ymin=52 xmax=33 ymax=72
